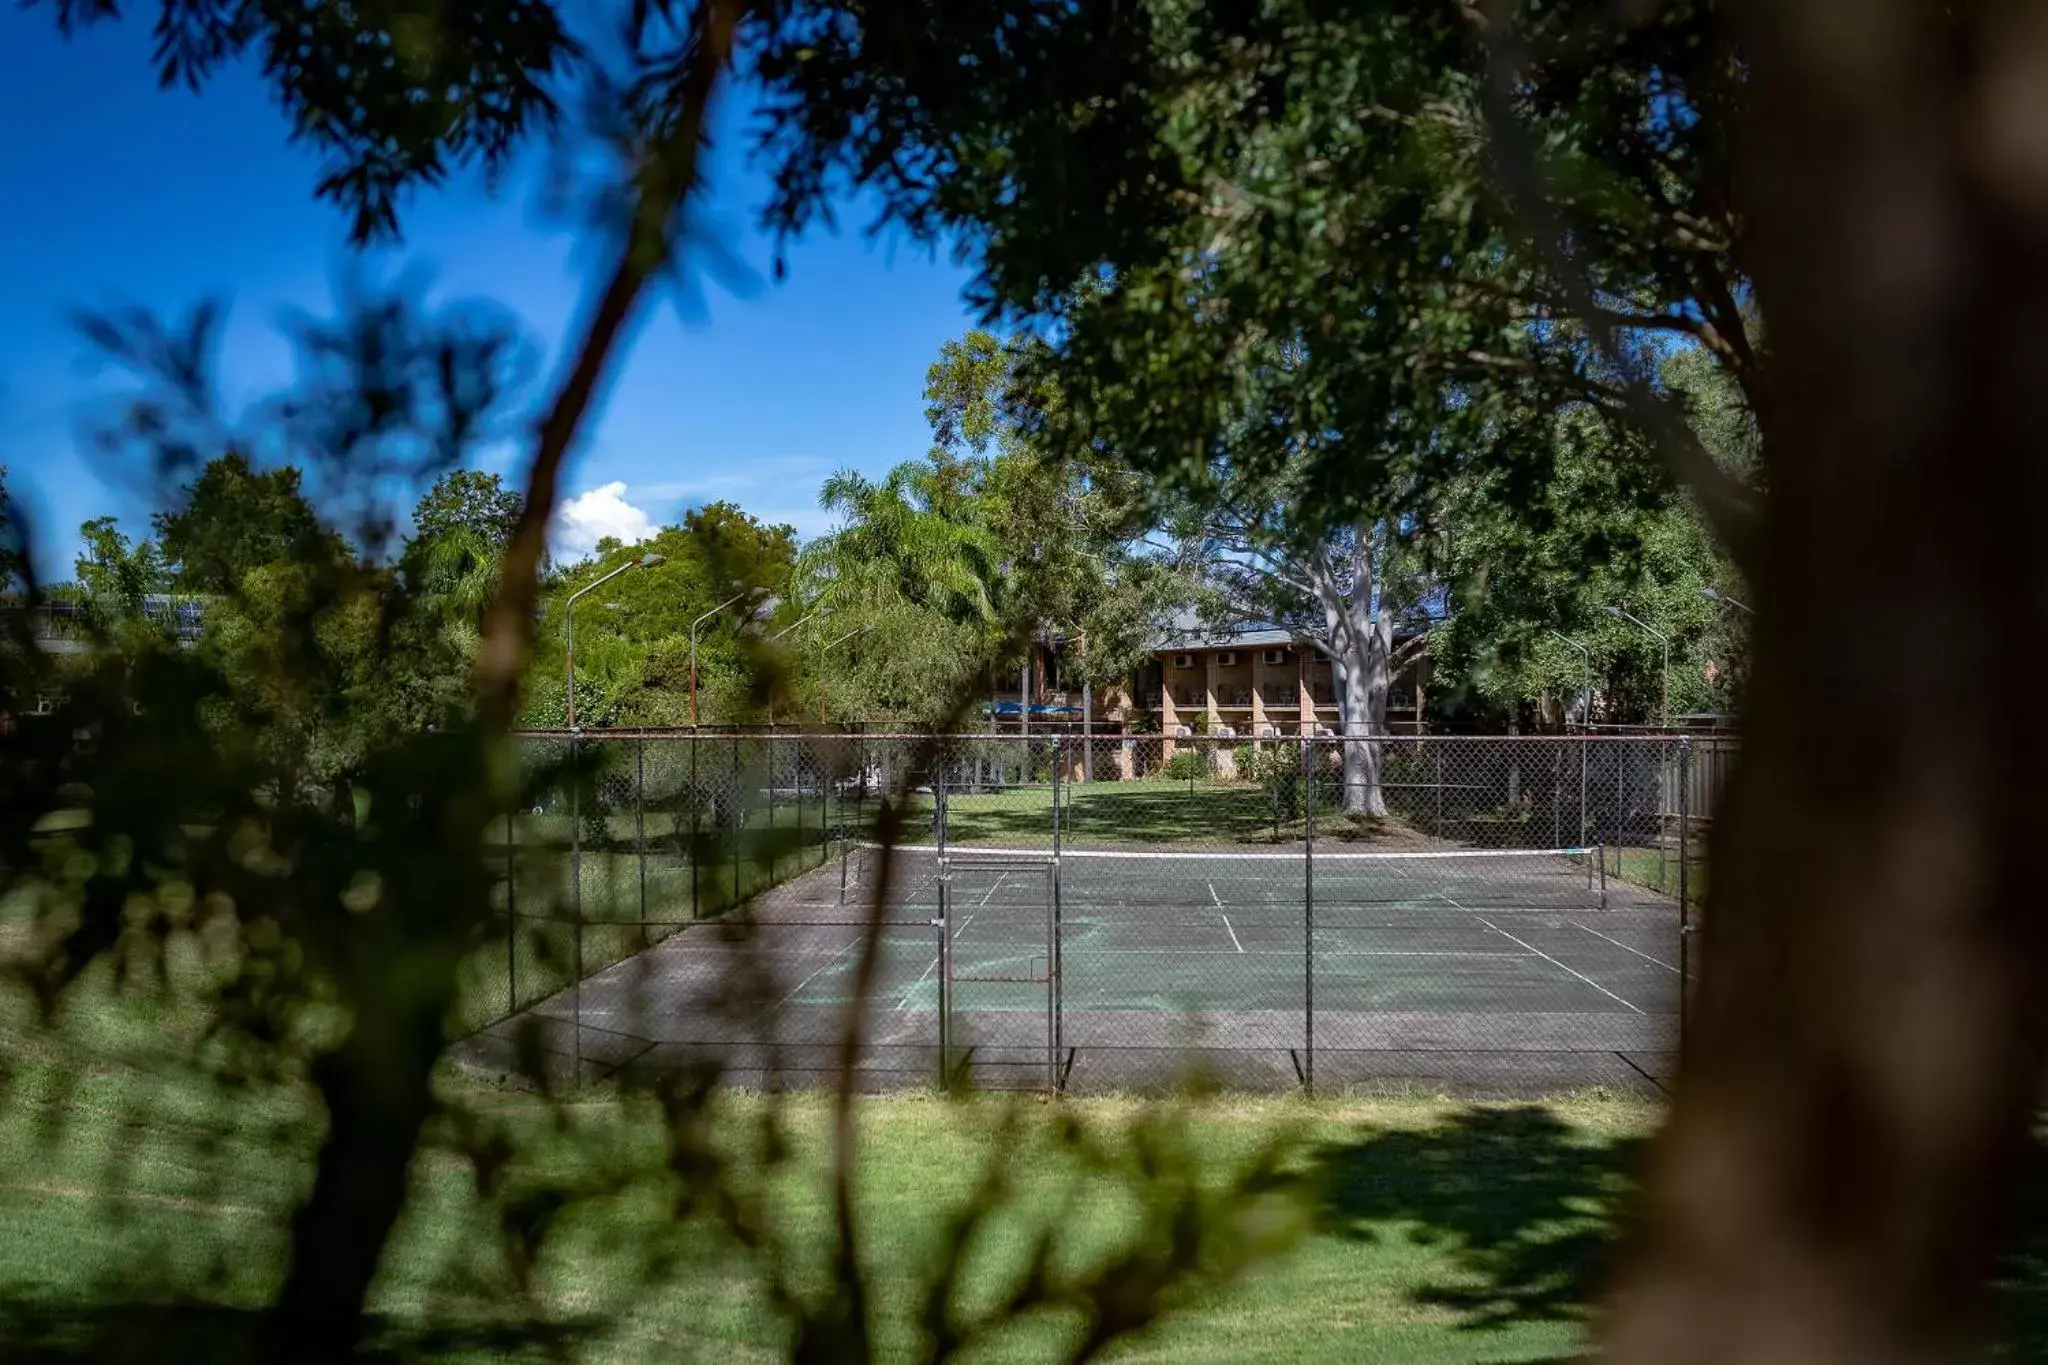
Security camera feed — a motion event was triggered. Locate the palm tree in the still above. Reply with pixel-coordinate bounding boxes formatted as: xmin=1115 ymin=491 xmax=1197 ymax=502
xmin=413 ymin=523 xmax=505 ymax=624
xmin=811 ymin=460 xmax=1005 ymax=626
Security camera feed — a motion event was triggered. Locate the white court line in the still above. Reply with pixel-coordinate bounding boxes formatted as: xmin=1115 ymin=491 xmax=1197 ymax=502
xmin=1570 ymin=919 xmax=1680 ymax=973
xmin=1452 ymin=897 xmax=1644 ymax=1015
xmin=895 ymin=870 xmax=1006 ymax=1011
xmin=1208 ymin=881 xmax=1245 ymax=952
xmin=771 ymin=935 xmax=865 ymax=1011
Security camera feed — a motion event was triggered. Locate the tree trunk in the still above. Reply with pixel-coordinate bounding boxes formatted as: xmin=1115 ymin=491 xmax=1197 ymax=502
xmin=1309 ymin=523 xmax=1395 ymax=818
xmin=257 ymin=984 xmax=454 ymax=1365
xmin=1601 ymin=5 xmax=2048 ymax=1360
xmin=1331 ymin=645 xmax=1390 ymax=818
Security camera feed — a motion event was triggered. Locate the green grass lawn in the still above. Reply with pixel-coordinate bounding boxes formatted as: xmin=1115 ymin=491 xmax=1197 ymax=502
xmin=1602 ymin=847 xmax=1708 ymax=906
xmin=930 ymin=776 xmax=1594 ymax=854
xmin=0 ymin=951 xmax=1647 ymax=1364
xmin=7 ymin=955 xmax=2048 ymax=1362
xmin=0 ymin=1029 xmax=1653 ymax=1364
xmin=932 ymin=777 xmax=1307 ymax=850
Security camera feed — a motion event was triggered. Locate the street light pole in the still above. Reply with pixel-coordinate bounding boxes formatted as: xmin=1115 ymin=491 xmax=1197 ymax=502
xmin=1603 ymin=605 xmax=1672 ymax=729
xmin=769 ymin=606 xmax=826 ymax=644
xmin=689 ymin=586 xmax=770 ymax=727
xmin=1698 ymin=586 xmax=1754 ymax=615
xmin=566 ymin=552 xmax=667 ymax=730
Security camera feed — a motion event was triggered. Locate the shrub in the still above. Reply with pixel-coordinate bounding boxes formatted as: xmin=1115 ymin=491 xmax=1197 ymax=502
xmin=1160 ymin=749 xmax=1206 ymax=781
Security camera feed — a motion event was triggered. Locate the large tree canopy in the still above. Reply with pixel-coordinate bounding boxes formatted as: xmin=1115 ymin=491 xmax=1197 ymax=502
xmin=154 ymin=452 xmax=348 ymax=595
xmin=798 ymin=329 xmax=1188 ymax=724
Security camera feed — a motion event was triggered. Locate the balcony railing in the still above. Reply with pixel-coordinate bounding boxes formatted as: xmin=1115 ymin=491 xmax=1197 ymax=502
xmin=5 ymin=597 xmax=207 ymax=649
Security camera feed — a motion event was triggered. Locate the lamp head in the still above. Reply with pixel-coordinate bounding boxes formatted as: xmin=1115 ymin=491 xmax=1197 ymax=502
xmin=1697 ymin=587 xmax=1721 ymax=602
xmin=636 ymin=552 xmax=667 ymax=568
xmin=1602 ymin=605 xmax=1626 ymax=620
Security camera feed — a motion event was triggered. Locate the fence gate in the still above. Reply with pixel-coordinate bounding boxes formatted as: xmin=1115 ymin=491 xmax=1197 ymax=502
xmin=940 ymin=855 xmax=1058 ymax=1093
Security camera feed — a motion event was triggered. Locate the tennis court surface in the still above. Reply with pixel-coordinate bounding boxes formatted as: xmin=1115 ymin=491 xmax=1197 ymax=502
xmin=461 ymin=840 xmax=1681 ymax=1096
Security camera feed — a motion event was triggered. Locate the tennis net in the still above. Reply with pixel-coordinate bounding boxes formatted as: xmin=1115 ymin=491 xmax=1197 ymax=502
xmin=842 ymin=842 xmax=1611 ymax=911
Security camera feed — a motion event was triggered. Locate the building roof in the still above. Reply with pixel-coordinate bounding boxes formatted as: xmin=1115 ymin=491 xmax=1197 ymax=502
xmin=1146 ymin=608 xmax=1430 ymax=654
xmin=1154 ymin=625 xmax=1303 ymax=651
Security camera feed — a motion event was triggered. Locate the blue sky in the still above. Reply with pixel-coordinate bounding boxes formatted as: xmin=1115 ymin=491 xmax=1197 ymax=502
xmin=0 ymin=7 xmax=983 ymax=578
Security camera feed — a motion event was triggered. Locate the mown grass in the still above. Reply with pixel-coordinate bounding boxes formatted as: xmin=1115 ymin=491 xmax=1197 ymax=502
xmin=8 ymin=945 xmax=2048 ymax=1362
xmin=0 ymin=1035 xmax=1653 ymax=1364
xmin=934 ymin=777 xmax=1306 ymax=850
xmin=0 ymin=937 xmax=1653 ymax=1363
xmin=1602 ymin=847 xmax=1708 ymax=906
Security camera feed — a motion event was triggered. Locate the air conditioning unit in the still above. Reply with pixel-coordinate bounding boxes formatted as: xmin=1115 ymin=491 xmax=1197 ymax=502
xmin=1263 ymin=648 xmax=1288 ymax=666
xmin=1257 ymin=725 xmax=1280 ymax=738
xmin=1172 ymin=724 xmax=1193 ymax=738
xmin=1217 ymin=651 xmax=1238 ymax=666
xmin=1213 ymin=724 xmax=1237 ymax=739
xmin=1172 ymin=653 xmax=1196 ymax=669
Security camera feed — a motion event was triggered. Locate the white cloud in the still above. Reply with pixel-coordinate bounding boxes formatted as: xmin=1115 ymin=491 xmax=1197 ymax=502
xmin=553 ymin=481 xmax=655 ymax=561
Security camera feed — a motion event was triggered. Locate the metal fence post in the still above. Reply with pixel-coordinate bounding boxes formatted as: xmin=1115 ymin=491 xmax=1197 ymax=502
xmin=731 ymin=733 xmax=742 ymax=908
xmin=506 ymin=806 xmax=517 ymax=1013
xmin=636 ymin=735 xmax=648 ymax=941
xmin=1303 ymin=735 xmax=1316 ymax=1096
xmin=1677 ymin=736 xmax=1693 ymax=1055
xmin=937 ymin=857 xmax=952 ymax=1089
xmin=570 ymin=728 xmax=583 ymax=1082
xmin=690 ymin=729 xmax=701 ymax=921
xmin=1051 ymin=735 xmax=1064 ymax=1086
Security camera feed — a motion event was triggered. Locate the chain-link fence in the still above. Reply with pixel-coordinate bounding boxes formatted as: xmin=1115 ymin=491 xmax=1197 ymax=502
xmin=457 ymin=731 xmax=1717 ymax=1096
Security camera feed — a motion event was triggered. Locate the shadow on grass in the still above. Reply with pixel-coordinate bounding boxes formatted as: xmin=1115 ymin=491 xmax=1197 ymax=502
xmin=1307 ymin=1106 xmax=2048 ymax=1359
xmin=0 ymin=1300 xmax=607 ymax=1364
xmin=1306 ymin=1106 xmax=1645 ymax=1334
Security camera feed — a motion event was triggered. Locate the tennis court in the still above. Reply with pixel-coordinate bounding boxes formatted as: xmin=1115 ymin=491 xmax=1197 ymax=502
xmin=467 ymin=839 xmax=1681 ymax=1096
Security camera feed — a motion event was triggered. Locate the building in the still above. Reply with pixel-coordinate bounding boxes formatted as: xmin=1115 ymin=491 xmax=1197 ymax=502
xmin=986 ymin=621 xmax=1430 ymax=739
xmin=4 ymin=595 xmax=206 ymax=656
xmin=0 ymin=595 xmax=208 ymax=717
xmin=1135 ymin=624 xmax=1429 ymax=738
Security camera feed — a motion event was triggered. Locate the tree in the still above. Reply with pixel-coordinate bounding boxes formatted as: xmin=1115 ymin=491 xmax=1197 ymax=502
xmin=46 ymin=1 xmax=2048 ymax=1360
xmin=154 ymin=452 xmax=347 ymax=595
xmin=69 ymin=515 xmax=173 ymax=640
xmin=1426 ymin=398 xmax=1744 ymax=728
xmin=410 ymin=468 xmax=522 ymax=549
xmin=758 ymin=10 xmax=2048 ymax=1358
xmin=403 ymin=471 xmax=524 ymax=626
xmin=522 ymin=503 xmax=799 ymax=728
xmin=801 ymin=330 xmax=1189 ymax=725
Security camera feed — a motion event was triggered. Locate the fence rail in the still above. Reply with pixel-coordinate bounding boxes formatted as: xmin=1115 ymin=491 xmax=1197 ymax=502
xmin=456 ymin=732 xmax=1716 ymax=1097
